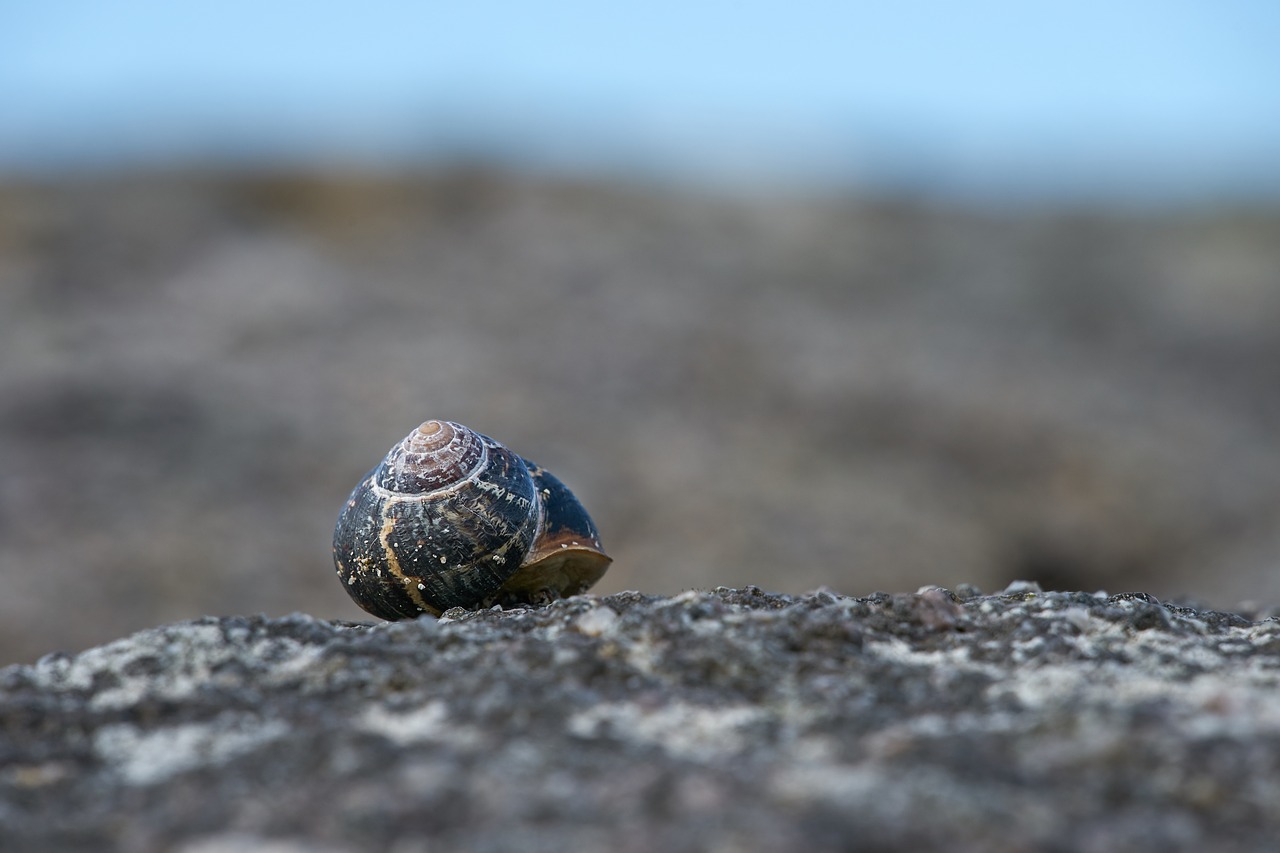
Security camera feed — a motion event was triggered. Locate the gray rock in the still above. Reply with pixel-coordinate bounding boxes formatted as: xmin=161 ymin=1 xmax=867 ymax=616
xmin=2 ymin=585 xmax=1278 ymax=852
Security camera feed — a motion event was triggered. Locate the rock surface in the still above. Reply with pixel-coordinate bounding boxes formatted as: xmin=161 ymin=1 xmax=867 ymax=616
xmin=1 ymin=585 xmax=1278 ymax=852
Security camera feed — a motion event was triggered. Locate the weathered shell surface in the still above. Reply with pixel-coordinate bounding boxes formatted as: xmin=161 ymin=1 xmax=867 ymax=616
xmin=333 ymin=420 xmax=610 ymax=619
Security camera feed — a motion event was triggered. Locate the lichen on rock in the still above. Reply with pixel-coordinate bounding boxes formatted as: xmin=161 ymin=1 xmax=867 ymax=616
xmin=1 ymin=585 xmax=1278 ymax=852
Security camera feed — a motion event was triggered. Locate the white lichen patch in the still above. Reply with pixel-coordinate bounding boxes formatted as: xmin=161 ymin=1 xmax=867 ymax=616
xmin=257 ymin=642 xmax=327 ymax=684
xmin=86 ymin=632 xmax=315 ymax=712
xmin=1057 ymin=606 xmax=1096 ymax=633
xmin=84 ymin=627 xmax=233 ymax=711
xmin=620 ymin=637 xmax=663 ymax=676
xmin=14 ymin=617 xmax=338 ymax=713
xmin=771 ymin=759 xmax=1059 ymax=833
xmin=177 ymin=832 xmax=353 ymax=853
xmin=35 ymin=623 xmax=226 ymax=695
xmin=93 ymin=715 xmax=288 ymax=786
xmin=356 ymin=700 xmax=481 ymax=748
xmin=572 ymin=606 xmax=619 ymax=637
xmin=567 ymin=701 xmax=766 ymax=760
xmin=864 ymin=636 xmax=1001 ymax=679
xmin=769 ymin=762 xmax=883 ymax=808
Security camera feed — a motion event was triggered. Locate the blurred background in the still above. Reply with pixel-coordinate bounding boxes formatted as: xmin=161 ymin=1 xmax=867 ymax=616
xmin=2 ymin=1 xmax=1279 ymax=664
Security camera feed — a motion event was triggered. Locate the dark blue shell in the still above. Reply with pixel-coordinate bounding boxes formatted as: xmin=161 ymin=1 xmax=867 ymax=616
xmin=332 ymin=421 xmax=609 ymax=619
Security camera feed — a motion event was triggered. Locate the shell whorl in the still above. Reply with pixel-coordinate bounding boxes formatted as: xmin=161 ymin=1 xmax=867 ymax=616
xmin=375 ymin=420 xmax=485 ymax=494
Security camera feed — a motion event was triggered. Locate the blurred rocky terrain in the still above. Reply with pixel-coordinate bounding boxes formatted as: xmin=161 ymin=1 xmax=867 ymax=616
xmin=2 ymin=586 xmax=1278 ymax=852
xmin=1 ymin=171 xmax=1279 ymax=664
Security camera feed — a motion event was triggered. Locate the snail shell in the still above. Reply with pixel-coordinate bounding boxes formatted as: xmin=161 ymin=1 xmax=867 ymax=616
xmin=333 ymin=420 xmax=611 ymax=619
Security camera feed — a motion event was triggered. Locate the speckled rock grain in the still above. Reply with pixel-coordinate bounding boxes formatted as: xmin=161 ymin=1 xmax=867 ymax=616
xmin=2 ymin=585 xmax=1279 ymax=852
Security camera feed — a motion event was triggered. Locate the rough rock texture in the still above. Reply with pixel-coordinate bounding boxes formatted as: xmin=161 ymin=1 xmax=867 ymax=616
xmin=2 ymin=585 xmax=1278 ymax=852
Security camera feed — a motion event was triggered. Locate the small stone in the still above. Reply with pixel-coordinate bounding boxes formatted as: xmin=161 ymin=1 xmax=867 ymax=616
xmin=573 ymin=606 xmax=620 ymax=637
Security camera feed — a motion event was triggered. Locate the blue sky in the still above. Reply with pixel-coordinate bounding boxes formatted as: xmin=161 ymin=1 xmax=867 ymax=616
xmin=3 ymin=1 xmax=1279 ymax=200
